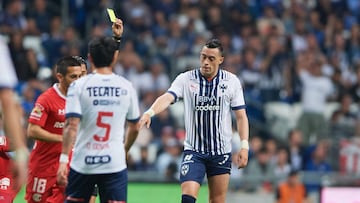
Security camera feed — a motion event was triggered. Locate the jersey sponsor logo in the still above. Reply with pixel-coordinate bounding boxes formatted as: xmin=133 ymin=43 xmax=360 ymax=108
xmin=85 ymin=155 xmax=111 ymax=165
xmin=58 ymin=109 xmax=65 ymax=115
xmin=194 ymin=104 xmax=220 ymax=111
xmin=93 ymin=99 xmax=121 ymax=106
xmin=53 ymin=121 xmax=65 ymax=128
xmin=0 ymin=177 xmax=10 ymax=190
xmin=30 ymin=103 xmax=44 ymax=120
xmin=86 ymin=86 xmax=127 ymax=97
xmin=181 ymin=164 xmax=189 ymax=176
xmin=198 ymin=95 xmax=216 ymax=103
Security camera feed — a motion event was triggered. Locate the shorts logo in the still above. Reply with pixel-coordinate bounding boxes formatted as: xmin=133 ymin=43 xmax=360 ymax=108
xmin=181 ymin=164 xmax=189 ymax=176
xmin=32 ymin=193 xmax=42 ymax=202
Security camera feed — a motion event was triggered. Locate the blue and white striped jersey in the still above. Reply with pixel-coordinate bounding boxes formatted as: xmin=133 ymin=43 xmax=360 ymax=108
xmin=168 ymin=69 xmax=246 ymax=155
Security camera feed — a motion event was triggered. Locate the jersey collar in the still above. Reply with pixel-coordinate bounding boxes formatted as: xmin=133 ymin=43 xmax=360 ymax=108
xmin=53 ymin=83 xmax=66 ymax=99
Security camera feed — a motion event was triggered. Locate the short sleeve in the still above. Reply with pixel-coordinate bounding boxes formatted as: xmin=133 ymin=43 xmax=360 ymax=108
xmin=28 ymin=96 xmax=49 ymax=127
xmin=167 ymin=73 xmax=187 ymax=102
xmin=126 ymin=85 xmax=140 ymax=122
xmin=65 ymin=81 xmax=82 ymax=118
xmin=231 ymin=76 xmax=246 ymax=110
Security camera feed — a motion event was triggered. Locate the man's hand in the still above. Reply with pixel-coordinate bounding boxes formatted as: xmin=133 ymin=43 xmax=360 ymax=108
xmin=112 ymin=18 xmax=123 ymax=37
xmin=235 ymin=149 xmax=249 ymax=169
xmin=56 ymin=162 xmax=68 ymax=187
xmin=139 ymin=114 xmax=152 ymax=129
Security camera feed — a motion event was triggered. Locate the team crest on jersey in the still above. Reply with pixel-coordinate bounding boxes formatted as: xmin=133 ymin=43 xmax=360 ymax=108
xmin=189 ymin=83 xmax=199 ymax=92
xmin=219 ymin=84 xmax=227 ymax=93
xmin=181 ymin=164 xmax=189 ymax=176
xmin=30 ymin=103 xmax=44 ymax=120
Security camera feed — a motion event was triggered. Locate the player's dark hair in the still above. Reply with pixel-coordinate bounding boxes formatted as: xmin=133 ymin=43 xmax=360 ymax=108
xmin=88 ymin=36 xmax=117 ymax=68
xmin=205 ymin=38 xmax=224 ymax=56
xmin=55 ymin=56 xmax=81 ymax=76
xmin=72 ymin=55 xmax=87 ymax=70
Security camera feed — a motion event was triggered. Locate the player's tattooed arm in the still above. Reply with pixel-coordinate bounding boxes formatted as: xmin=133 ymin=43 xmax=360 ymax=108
xmin=62 ymin=117 xmax=80 ymax=155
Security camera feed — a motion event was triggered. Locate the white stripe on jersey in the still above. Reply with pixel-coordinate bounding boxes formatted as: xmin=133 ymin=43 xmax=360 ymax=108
xmin=168 ymin=69 xmax=246 ymax=155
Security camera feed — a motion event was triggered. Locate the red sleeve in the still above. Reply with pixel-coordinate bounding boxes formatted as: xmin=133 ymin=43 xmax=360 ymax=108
xmin=0 ymin=136 xmax=10 ymax=152
xmin=28 ymin=94 xmax=49 ymax=127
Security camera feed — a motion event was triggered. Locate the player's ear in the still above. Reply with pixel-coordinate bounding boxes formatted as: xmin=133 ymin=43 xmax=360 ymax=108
xmin=219 ymin=56 xmax=224 ymax=65
xmin=55 ymin=72 xmax=63 ymax=82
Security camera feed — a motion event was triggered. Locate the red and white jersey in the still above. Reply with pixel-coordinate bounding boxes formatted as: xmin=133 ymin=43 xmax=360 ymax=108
xmin=0 ymin=136 xmax=17 ymax=199
xmin=0 ymin=136 xmax=11 ymax=177
xmin=0 ymin=38 xmax=17 ymax=89
xmin=28 ymin=84 xmax=66 ymax=177
xmin=66 ymin=72 xmax=140 ymax=174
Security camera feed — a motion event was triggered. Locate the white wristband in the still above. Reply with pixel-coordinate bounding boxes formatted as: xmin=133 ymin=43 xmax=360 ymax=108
xmin=59 ymin=153 xmax=69 ymax=164
xmin=240 ymin=140 xmax=249 ymax=150
xmin=144 ymin=109 xmax=155 ymax=117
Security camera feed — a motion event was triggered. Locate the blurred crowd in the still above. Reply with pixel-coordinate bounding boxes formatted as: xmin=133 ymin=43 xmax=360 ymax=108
xmin=2 ymin=0 xmax=360 ymax=197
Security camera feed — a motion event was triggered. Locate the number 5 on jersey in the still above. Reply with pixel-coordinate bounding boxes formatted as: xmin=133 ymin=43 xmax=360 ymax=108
xmin=94 ymin=112 xmax=113 ymax=142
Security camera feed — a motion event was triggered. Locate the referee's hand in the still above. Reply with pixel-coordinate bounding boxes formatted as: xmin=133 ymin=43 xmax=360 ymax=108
xmin=112 ymin=18 xmax=123 ymax=37
xmin=235 ymin=149 xmax=249 ymax=169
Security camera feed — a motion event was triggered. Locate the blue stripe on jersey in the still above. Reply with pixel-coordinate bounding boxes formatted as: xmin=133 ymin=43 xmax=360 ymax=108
xmin=212 ymin=73 xmax=220 ymax=155
xmin=66 ymin=113 xmax=82 ymax=119
xmin=167 ymin=91 xmax=177 ymax=102
xmin=231 ymin=105 xmax=246 ymax=110
xmin=127 ymin=117 xmax=140 ymax=123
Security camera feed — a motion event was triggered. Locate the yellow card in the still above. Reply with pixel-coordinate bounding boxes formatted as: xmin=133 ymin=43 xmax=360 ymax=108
xmin=107 ymin=8 xmax=117 ymax=22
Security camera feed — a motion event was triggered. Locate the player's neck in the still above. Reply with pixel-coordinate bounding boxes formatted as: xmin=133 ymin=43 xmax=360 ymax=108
xmin=57 ymin=83 xmax=67 ymax=96
xmin=93 ymin=67 xmax=113 ymax=74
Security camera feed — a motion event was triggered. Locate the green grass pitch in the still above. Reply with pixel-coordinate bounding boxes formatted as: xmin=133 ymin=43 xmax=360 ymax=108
xmin=14 ymin=182 xmax=208 ymax=203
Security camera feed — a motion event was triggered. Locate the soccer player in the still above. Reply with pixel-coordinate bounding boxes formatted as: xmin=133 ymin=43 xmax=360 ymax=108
xmin=57 ymin=18 xmax=141 ymax=203
xmin=139 ymin=38 xmax=250 ymax=203
xmin=0 ymin=135 xmax=20 ymax=203
xmin=0 ymin=37 xmax=28 ymax=192
xmin=25 ymin=56 xmax=83 ymax=203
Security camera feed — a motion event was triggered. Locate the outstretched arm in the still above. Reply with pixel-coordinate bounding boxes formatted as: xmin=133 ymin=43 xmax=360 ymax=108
xmin=139 ymin=92 xmax=175 ymax=129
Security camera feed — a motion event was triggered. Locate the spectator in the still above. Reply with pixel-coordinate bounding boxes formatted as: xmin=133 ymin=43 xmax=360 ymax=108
xmin=244 ymin=147 xmax=275 ymax=192
xmin=288 ymin=129 xmax=306 ymax=171
xmin=304 ymin=141 xmax=332 ymax=193
xmin=296 ymin=52 xmax=334 ymax=145
xmin=276 ymin=170 xmax=310 ymax=203
xmin=134 ymin=146 xmax=155 ymax=171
